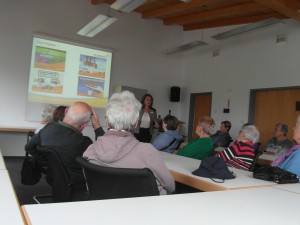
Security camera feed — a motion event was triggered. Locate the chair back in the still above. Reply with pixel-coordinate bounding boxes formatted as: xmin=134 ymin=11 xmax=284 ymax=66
xmin=175 ymin=140 xmax=184 ymax=150
xmin=254 ymin=142 xmax=261 ymax=152
xmin=76 ymin=157 xmax=159 ymax=200
xmin=250 ymin=151 xmax=263 ymax=172
xmin=225 ymin=138 xmax=233 ymax=148
xmin=36 ymin=146 xmax=73 ymax=202
xmin=27 ymin=131 xmax=35 ymax=143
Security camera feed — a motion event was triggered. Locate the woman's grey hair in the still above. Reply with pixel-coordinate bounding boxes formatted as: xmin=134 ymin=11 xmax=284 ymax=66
xmin=241 ymin=125 xmax=260 ymax=143
xmin=106 ymin=91 xmax=142 ymax=131
xmin=198 ymin=116 xmax=215 ymax=135
xmin=41 ymin=104 xmax=56 ymax=123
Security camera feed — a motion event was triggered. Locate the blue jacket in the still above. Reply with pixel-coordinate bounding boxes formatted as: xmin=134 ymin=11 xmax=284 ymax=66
xmin=278 ymin=148 xmax=300 ymax=178
xmin=152 ymin=130 xmax=183 ymax=153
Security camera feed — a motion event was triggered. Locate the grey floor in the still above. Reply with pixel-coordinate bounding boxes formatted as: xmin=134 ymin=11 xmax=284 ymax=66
xmin=4 ymin=157 xmax=51 ymax=205
xmin=4 ymin=157 xmax=201 ymax=206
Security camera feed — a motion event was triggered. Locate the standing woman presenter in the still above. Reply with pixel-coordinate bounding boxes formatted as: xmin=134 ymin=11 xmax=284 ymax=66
xmin=134 ymin=94 xmax=158 ymax=143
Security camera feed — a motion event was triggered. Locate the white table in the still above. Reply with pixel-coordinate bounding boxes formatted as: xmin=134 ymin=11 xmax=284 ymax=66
xmin=22 ymin=188 xmax=300 ymax=225
xmin=272 ymin=183 xmax=300 ymax=195
xmin=257 ymin=153 xmax=277 ymax=165
xmin=160 ymin=152 xmax=277 ymax=191
xmin=0 ymin=170 xmax=25 ymax=224
xmin=0 ymin=148 xmax=6 ymax=170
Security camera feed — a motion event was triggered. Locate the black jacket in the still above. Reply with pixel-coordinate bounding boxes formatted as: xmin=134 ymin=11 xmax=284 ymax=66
xmin=25 ymin=121 xmax=104 ymax=183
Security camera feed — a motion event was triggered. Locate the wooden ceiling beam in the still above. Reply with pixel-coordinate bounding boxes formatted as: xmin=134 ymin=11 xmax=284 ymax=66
xmin=90 ymin=0 xmax=299 ymax=30
xmin=164 ymin=2 xmax=267 ymax=25
xmin=253 ymin=0 xmax=300 ymax=21
xmin=183 ymin=13 xmax=287 ymax=30
xmin=91 ymin=0 xmax=115 ymax=5
xmin=141 ymin=0 xmax=213 ymax=19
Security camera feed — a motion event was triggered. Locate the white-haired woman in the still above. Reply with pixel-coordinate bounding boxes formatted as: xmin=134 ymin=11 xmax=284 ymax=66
xmin=272 ymin=115 xmax=300 ymax=177
xmin=35 ymin=104 xmax=57 ymax=134
xmin=177 ymin=116 xmax=215 ymax=160
xmin=217 ymin=125 xmax=260 ymax=171
xmin=83 ymin=91 xmax=175 ymax=195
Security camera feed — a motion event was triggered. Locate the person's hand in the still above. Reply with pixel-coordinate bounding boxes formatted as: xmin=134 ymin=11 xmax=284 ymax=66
xmin=91 ymin=108 xmax=100 ymax=129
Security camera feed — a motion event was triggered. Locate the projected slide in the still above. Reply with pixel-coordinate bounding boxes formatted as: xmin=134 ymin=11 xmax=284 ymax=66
xmin=77 ymin=76 xmax=104 ymax=98
xmin=34 ymin=46 xmax=66 ymax=72
xmin=79 ymin=55 xmax=106 ymax=78
xmin=28 ymin=35 xmax=112 ymax=108
xmin=31 ymin=70 xmax=63 ymax=94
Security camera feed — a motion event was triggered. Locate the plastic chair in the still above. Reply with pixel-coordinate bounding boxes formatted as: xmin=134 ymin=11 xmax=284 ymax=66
xmin=76 ymin=157 xmax=159 ymax=200
xmin=33 ymin=147 xmax=86 ymax=203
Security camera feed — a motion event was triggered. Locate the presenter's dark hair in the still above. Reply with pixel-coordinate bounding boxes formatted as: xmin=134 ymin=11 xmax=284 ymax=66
xmin=141 ymin=94 xmax=155 ymax=111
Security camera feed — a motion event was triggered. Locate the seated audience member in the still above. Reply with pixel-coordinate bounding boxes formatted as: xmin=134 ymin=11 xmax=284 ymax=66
xmin=83 ymin=91 xmax=175 ymax=195
xmin=52 ymin=105 xmax=67 ymax=122
xmin=34 ymin=104 xmax=57 ymax=134
xmin=239 ymin=122 xmax=260 ymax=151
xmin=263 ymin=123 xmax=293 ymax=156
xmin=217 ymin=125 xmax=260 ymax=171
xmin=272 ymin=115 xmax=300 ymax=177
xmin=177 ymin=116 xmax=215 ymax=160
xmin=211 ymin=120 xmax=232 ymax=147
xmin=152 ymin=115 xmax=183 ymax=153
xmin=25 ymin=102 xmax=105 ymax=188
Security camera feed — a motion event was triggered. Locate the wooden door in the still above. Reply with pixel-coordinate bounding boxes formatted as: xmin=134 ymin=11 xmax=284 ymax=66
xmin=188 ymin=93 xmax=212 ymax=140
xmin=253 ymin=88 xmax=300 ymax=149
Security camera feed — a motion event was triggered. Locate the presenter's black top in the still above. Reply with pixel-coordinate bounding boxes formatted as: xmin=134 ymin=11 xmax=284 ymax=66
xmin=25 ymin=121 xmax=104 ymax=183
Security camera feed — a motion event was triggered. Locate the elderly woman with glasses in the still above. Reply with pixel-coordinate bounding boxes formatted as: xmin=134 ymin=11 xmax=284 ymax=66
xmin=272 ymin=115 xmax=300 ymax=178
xmin=217 ymin=125 xmax=260 ymax=171
xmin=83 ymin=91 xmax=175 ymax=195
xmin=177 ymin=116 xmax=215 ymax=160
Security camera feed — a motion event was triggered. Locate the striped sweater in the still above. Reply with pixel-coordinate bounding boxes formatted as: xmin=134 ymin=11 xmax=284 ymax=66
xmin=177 ymin=137 xmax=213 ymax=160
xmin=217 ymin=141 xmax=255 ymax=171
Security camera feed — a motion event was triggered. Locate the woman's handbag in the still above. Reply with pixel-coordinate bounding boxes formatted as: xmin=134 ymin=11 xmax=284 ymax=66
xmin=21 ymin=153 xmax=42 ymax=185
xmin=253 ymin=166 xmax=299 ymax=184
xmin=192 ymin=157 xmax=236 ymax=183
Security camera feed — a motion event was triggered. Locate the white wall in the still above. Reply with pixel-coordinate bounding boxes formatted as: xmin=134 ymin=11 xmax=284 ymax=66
xmin=0 ymin=0 xmax=183 ymax=156
xmin=180 ymin=20 xmax=300 ymax=140
xmin=1 ymin=1 xmax=300 ymax=156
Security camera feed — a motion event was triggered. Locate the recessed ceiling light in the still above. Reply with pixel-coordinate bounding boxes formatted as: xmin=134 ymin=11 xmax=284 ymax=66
xmin=111 ymin=0 xmax=147 ymax=13
xmin=163 ymin=41 xmax=208 ymax=55
xmin=77 ymin=14 xmax=117 ymax=37
xmin=211 ymin=18 xmax=281 ymax=40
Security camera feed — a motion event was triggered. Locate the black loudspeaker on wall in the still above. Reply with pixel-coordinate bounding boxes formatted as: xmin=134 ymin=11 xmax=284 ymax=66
xmin=170 ymin=86 xmax=180 ymax=102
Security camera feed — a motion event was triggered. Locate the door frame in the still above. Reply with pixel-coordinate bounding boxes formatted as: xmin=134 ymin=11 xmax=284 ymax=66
xmin=248 ymin=85 xmax=300 ymax=123
xmin=188 ymin=92 xmax=212 ymax=141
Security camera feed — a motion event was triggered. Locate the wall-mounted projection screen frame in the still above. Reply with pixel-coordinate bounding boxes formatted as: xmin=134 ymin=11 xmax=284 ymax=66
xmin=26 ymin=34 xmax=113 ymax=122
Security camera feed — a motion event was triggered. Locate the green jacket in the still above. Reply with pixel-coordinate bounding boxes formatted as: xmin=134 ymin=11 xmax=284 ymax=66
xmin=177 ymin=137 xmax=213 ymax=160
